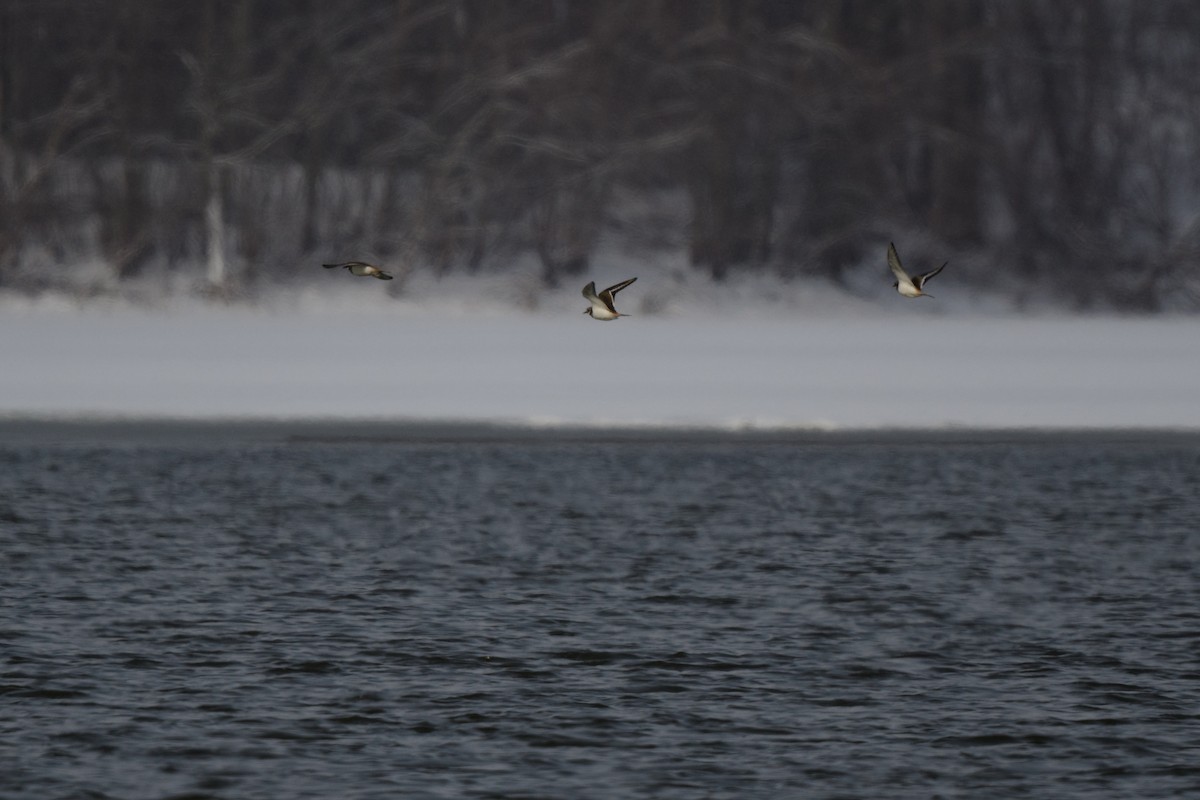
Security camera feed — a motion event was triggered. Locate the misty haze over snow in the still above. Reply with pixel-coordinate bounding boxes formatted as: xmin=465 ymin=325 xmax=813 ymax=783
xmin=3 ymin=262 xmax=1198 ymax=429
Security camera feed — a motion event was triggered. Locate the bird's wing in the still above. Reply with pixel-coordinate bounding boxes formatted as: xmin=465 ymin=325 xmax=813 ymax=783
xmin=596 ymin=290 xmax=619 ymax=314
xmin=914 ymin=262 xmax=947 ymax=288
xmin=598 ymin=279 xmax=635 ymax=313
xmin=886 ymin=243 xmax=911 ymax=283
xmin=603 ymin=277 xmax=638 ymax=297
xmin=324 ymin=261 xmax=372 ymax=269
xmin=581 ymin=281 xmax=600 ymax=302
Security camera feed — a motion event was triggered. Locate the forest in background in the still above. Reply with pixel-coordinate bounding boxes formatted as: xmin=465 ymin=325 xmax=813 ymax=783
xmin=2 ymin=0 xmax=1200 ymax=310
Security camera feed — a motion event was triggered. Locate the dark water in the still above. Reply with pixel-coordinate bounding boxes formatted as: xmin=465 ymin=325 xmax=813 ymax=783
xmin=3 ymin=423 xmax=1199 ymax=799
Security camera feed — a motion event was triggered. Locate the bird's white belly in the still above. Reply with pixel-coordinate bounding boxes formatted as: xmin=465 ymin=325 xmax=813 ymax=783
xmin=589 ymin=306 xmax=619 ymax=320
xmin=897 ymin=283 xmax=921 ymax=297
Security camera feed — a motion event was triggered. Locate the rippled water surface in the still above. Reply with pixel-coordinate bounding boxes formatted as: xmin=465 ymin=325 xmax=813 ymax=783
xmin=3 ymin=424 xmax=1199 ymax=799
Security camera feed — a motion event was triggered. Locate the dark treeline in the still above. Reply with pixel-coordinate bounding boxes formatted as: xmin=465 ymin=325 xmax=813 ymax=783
xmin=2 ymin=0 xmax=1200 ymax=308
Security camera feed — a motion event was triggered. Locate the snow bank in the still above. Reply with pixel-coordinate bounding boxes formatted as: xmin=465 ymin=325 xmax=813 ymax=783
xmin=1 ymin=284 xmax=1197 ymax=429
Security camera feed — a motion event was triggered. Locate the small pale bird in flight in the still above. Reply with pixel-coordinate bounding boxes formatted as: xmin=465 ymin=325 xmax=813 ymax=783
xmin=887 ymin=242 xmax=945 ymax=298
xmin=323 ymin=261 xmax=394 ymax=280
xmin=582 ymin=277 xmax=637 ymax=320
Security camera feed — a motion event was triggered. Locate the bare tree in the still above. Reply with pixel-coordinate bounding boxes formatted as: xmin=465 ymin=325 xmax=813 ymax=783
xmin=2 ymin=0 xmax=1200 ymax=308
xmin=0 ymin=1 xmax=112 ymax=286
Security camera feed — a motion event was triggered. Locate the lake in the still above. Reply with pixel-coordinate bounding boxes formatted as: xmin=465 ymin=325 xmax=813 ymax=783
xmin=2 ymin=422 xmax=1198 ymax=799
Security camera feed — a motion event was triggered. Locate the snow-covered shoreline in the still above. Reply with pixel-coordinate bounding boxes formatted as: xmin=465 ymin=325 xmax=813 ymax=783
xmin=3 ymin=284 xmax=1198 ymax=429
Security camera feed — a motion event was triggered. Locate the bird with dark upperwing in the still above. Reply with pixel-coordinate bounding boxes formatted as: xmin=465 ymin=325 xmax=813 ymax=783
xmin=323 ymin=261 xmax=394 ymax=280
xmin=581 ymin=277 xmax=637 ymax=320
xmin=887 ymin=242 xmax=945 ymax=298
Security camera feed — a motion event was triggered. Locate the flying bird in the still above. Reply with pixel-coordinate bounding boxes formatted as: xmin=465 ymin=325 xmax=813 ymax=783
xmin=323 ymin=261 xmax=394 ymax=280
xmin=582 ymin=277 xmax=637 ymax=320
xmin=887 ymin=243 xmax=945 ymax=298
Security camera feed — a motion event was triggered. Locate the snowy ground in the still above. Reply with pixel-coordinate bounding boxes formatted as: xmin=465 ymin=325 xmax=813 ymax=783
xmin=2 ymin=275 xmax=1198 ymax=430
